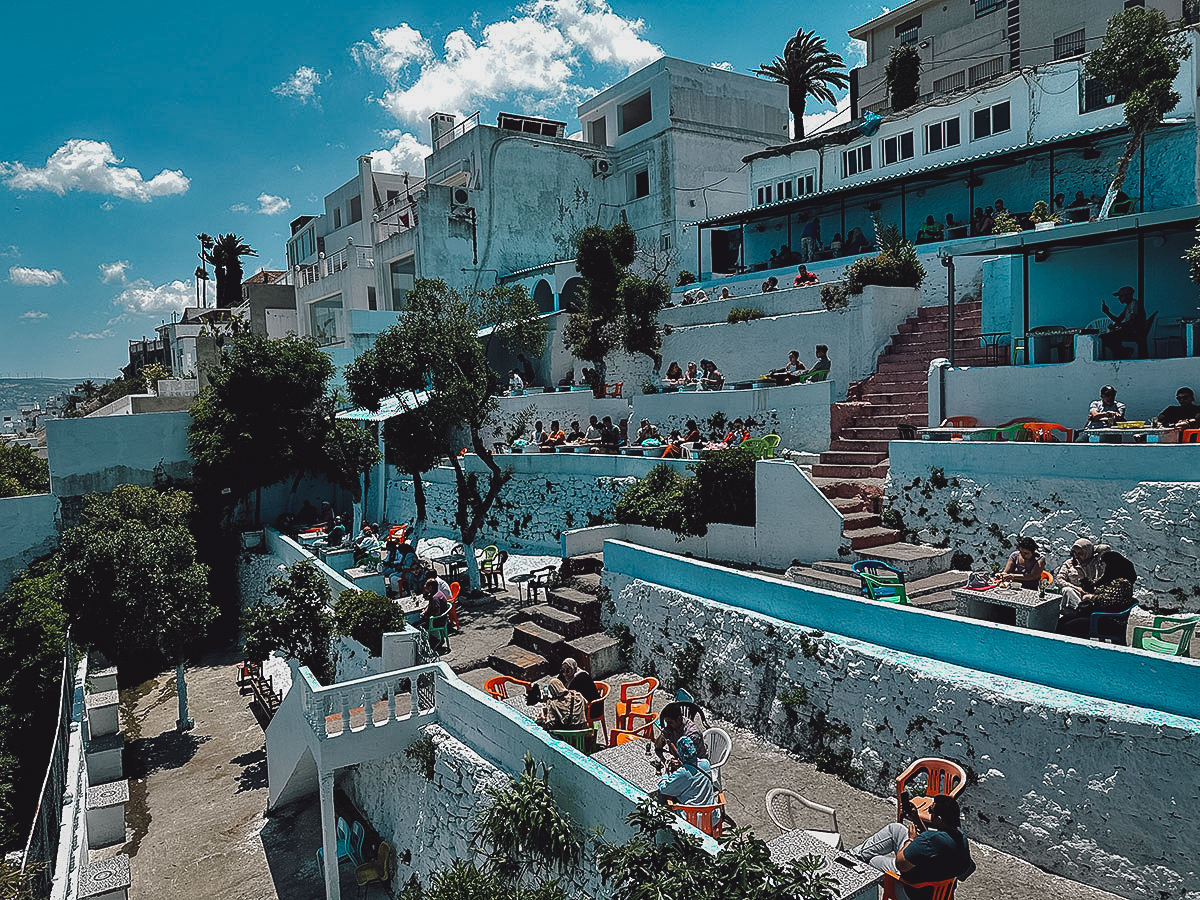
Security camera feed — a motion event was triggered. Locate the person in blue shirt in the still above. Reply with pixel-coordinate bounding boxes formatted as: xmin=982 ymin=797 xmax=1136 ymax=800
xmin=851 ymin=794 xmax=974 ymax=900
xmin=656 ymin=735 xmax=715 ymax=807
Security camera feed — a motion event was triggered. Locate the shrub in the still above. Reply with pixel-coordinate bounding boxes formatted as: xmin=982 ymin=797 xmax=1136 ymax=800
xmin=727 ymin=307 xmax=765 ymax=323
xmin=819 ymin=283 xmax=849 ymax=311
xmin=992 ymin=211 xmax=1022 ymax=234
xmin=1029 ymin=200 xmax=1058 ymax=224
xmin=614 ymin=464 xmax=705 ymax=538
xmin=640 ymin=378 xmax=659 ymax=395
xmin=844 ymin=221 xmax=926 ymax=295
xmin=335 ymin=588 xmax=405 ymax=656
xmin=693 ymin=447 xmax=756 ymax=527
xmin=674 ymin=269 xmax=697 ymax=287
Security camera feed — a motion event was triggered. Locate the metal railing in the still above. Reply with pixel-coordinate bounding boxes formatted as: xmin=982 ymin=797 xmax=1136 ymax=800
xmin=433 ymin=111 xmax=480 ymax=151
xmin=297 ymin=245 xmax=374 ymax=288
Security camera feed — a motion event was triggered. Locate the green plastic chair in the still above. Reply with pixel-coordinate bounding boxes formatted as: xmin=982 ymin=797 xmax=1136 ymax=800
xmin=549 ymin=728 xmax=592 ymax=753
xmin=425 ymin=612 xmax=450 ymax=652
xmin=851 ymin=560 xmax=909 ymax=605
xmin=1132 ymin=617 xmax=1197 ymax=656
xmin=739 ymin=437 xmax=768 ymax=459
xmin=760 ymin=434 xmax=781 ymax=458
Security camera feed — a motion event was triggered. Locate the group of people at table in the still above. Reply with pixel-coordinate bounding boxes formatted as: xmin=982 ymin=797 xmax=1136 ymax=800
xmin=521 ymin=414 xmax=768 ymax=458
xmin=1082 ymin=384 xmax=1199 ymax=436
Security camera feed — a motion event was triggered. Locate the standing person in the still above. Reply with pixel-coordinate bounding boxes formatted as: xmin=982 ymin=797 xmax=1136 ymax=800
xmin=1157 ymin=387 xmax=1200 ymax=431
xmin=851 ymin=795 xmax=975 ymax=900
xmin=999 ymin=536 xmax=1045 ymax=588
xmin=559 ymin=658 xmax=600 ymax=703
xmin=656 ymin=736 xmax=715 ymax=807
xmin=800 ymin=216 xmax=821 ymax=262
xmin=1056 ymin=551 xmax=1138 ymax=639
xmin=1056 ymin=538 xmax=1110 ymax=609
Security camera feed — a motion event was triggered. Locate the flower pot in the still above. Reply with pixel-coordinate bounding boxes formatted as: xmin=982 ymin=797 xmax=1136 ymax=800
xmin=1034 ymin=221 xmax=1056 ymax=231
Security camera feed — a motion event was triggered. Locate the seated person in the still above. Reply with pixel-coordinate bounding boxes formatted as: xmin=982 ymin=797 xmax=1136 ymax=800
xmin=351 ymin=523 xmax=380 ymax=565
xmin=793 ymin=265 xmax=818 ymax=286
xmin=998 ymin=536 xmax=1045 ymax=588
xmin=1099 ymin=286 xmax=1146 ymax=360
xmin=660 ymin=430 xmax=685 ymax=458
xmin=414 ymin=576 xmax=452 ymax=629
xmin=297 ymin=500 xmax=318 ymax=528
xmin=517 ymin=353 xmax=537 ymax=387
xmin=843 ymin=227 xmax=870 ymax=255
xmin=828 ymin=233 xmax=843 ymax=256
xmin=809 ymin=344 xmax=831 ymax=375
xmin=718 ymin=287 xmax=731 ymax=300
xmin=681 ymin=361 xmax=699 ymax=385
xmin=1158 ymin=386 xmax=1199 ymax=431
xmin=682 ymin=419 xmax=702 ymax=444
xmin=540 ymin=419 xmax=566 ymax=450
xmin=851 ymin=795 xmax=974 ymax=897
xmin=723 ymin=417 xmax=750 ymax=446
xmin=559 ymin=658 xmax=600 ymax=704
xmin=508 ymin=369 xmax=525 ymax=393
xmin=768 ymin=349 xmax=807 ymax=384
xmin=314 ymin=516 xmax=346 ymax=550
xmin=1056 ymin=551 xmax=1137 ymax=639
xmin=664 ymin=361 xmax=684 ymax=383
xmin=1056 ymin=537 xmax=1109 ymax=609
xmin=699 ymin=359 xmax=724 ymax=391
xmin=381 ymin=539 xmax=415 ymax=596
xmin=565 ymin=420 xmax=585 ymax=443
xmin=534 ymin=677 xmax=587 ymax=730
xmin=634 ymin=418 xmax=660 ymax=446
xmin=599 ymin=416 xmax=621 ymax=452
xmin=584 ymin=415 xmax=602 ymax=443
xmin=1067 ymin=190 xmax=1090 ymax=209
xmin=656 ymin=735 xmax=715 ymax=807
xmin=915 ymin=215 xmax=944 ymax=244
xmin=761 ymin=277 xmax=779 ymax=292
xmin=1083 ymin=384 xmax=1125 ymax=435
xmin=654 ymin=701 xmax=709 ymax=760
xmin=557 ymin=367 xmax=575 ymax=387
xmin=531 ymin=420 xmax=547 ymax=446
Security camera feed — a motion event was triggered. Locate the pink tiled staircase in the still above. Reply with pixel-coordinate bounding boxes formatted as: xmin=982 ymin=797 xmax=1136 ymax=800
xmin=811 ymin=301 xmax=986 ymax=550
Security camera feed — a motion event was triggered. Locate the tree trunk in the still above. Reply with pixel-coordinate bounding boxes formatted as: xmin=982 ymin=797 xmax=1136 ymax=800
xmin=790 ymin=94 xmax=807 ymax=140
xmin=1098 ymin=132 xmax=1142 ymax=220
xmin=175 ymin=661 xmax=193 ymax=731
xmin=445 ymin=428 xmax=513 ymax=591
xmin=411 ymin=469 xmax=427 ymax=532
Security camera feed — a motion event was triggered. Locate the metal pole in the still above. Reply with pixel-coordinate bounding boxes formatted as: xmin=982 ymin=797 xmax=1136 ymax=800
xmin=942 ymin=255 xmax=955 ymax=366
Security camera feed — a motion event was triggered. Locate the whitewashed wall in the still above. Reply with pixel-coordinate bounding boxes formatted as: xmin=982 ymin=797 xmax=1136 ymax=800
xmin=0 ymin=492 xmax=58 ymax=595
xmin=603 ymin=571 xmax=1200 ymax=900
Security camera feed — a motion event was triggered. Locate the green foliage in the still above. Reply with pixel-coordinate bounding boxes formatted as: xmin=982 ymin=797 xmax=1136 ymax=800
xmin=674 ymin=269 xmax=696 ymax=287
xmin=477 ymin=755 xmax=580 ymax=880
xmin=241 ymin=559 xmax=335 ymax=684
xmin=991 ymin=211 xmax=1021 ymax=234
xmin=188 ymin=332 xmax=379 ymax=520
xmin=754 ymin=28 xmax=850 ymax=140
xmin=1029 ymin=200 xmax=1058 ymax=224
xmin=476 ymin=283 xmax=548 ymax=359
xmin=0 ymin=441 xmax=49 ymax=498
xmin=844 ymin=221 xmax=926 ymax=295
xmin=335 ymin=589 xmax=404 ymax=656
xmin=596 ymin=798 xmax=838 ymax=900
xmin=205 ymin=233 xmax=257 ymax=309
xmin=613 ymin=464 xmax=705 ymax=538
xmin=640 ymin=378 xmax=659 ymax=395
xmin=405 ymin=733 xmax=437 ymax=780
xmin=885 ymin=45 xmax=921 ymax=111
xmin=693 ymin=448 xmax=756 ymax=527
xmin=57 ymin=485 xmax=215 ymax=670
xmin=727 ymin=307 xmax=765 ymax=323
xmin=819 ymin=283 xmax=848 ymax=311
xmin=1183 ymin=222 xmax=1200 ymax=289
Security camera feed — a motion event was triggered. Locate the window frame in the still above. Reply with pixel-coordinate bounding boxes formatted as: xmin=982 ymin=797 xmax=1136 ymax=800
xmin=842 ymin=144 xmax=873 ymax=178
xmin=617 ymin=91 xmax=652 ymax=135
xmin=924 ymin=117 xmax=961 ymax=153
xmin=972 ymin=101 xmax=1011 ymax=140
xmin=881 ymin=131 xmax=915 ymax=166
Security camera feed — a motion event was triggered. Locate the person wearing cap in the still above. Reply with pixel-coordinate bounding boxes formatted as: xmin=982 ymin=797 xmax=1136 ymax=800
xmin=1055 ymin=538 xmax=1110 ymax=609
xmin=851 ymin=794 xmax=975 ymax=899
xmin=535 ymin=677 xmax=587 ymax=729
xmin=1084 ymin=385 xmax=1126 ymax=434
xmin=1099 ymin=286 xmax=1146 ymax=359
xmin=1157 ymin=387 xmax=1200 ymax=431
xmin=656 ymin=735 xmax=715 ymax=806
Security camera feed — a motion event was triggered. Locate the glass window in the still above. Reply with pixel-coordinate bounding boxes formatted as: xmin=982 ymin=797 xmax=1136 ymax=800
xmin=842 ymin=145 xmax=872 ymax=178
xmin=972 ymin=101 xmax=1011 ymax=139
xmin=882 ymin=132 xmax=915 ymax=165
xmin=618 ymin=92 xmax=652 ymax=134
xmin=333 ymin=207 xmax=341 ymax=229
xmin=349 ymin=195 xmax=362 ymax=224
xmin=628 ymin=168 xmax=650 ymax=200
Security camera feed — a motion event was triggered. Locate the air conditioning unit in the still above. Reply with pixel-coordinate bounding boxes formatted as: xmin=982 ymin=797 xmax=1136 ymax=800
xmin=450 ymin=187 xmax=473 ymax=216
xmin=592 ymin=159 xmax=612 ymax=177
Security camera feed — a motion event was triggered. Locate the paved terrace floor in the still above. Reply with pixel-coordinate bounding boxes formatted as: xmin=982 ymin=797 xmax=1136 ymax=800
xmin=98 ymin=572 xmax=1126 ymax=900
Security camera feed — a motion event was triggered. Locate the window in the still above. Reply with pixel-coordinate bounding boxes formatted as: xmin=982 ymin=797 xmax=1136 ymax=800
xmin=588 ymin=117 xmax=608 ymax=145
xmin=349 ymin=194 xmax=362 ymax=224
xmin=842 ymin=145 xmax=872 ymax=178
xmin=618 ymin=91 xmax=652 ymax=135
xmin=386 ymin=189 xmax=399 ymax=203
xmin=975 ymin=0 xmax=1004 ymax=18
xmin=333 ymin=207 xmax=341 ymax=229
xmin=1080 ymin=78 xmax=1121 ymax=114
xmin=756 ymin=184 xmax=774 ymax=205
xmin=660 ymin=233 xmax=671 ymax=252
xmin=882 ymin=131 xmax=915 ymax=165
xmin=925 ymin=117 xmax=960 ymax=152
xmin=778 ymin=180 xmax=793 ymax=200
xmin=1054 ymin=29 xmax=1085 ymax=60
xmin=972 ymin=101 xmax=1011 ymax=139
xmin=628 ymin=168 xmax=649 ymax=200
xmin=933 ymin=71 xmax=966 ymax=95
xmin=797 ymin=172 xmax=816 ymax=195
xmin=894 ymin=15 xmax=921 ymax=45
xmin=968 ymin=57 xmax=1004 ymax=87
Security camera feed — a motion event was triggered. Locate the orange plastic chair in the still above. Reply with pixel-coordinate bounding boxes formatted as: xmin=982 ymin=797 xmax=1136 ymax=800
xmin=882 ymin=871 xmax=957 ymax=900
xmin=448 ymin=582 xmax=461 ymax=629
xmin=669 ymin=792 xmax=727 ymax=838
xmin=1022 ymin=421 xmax=1072 ymax=442
xmin=615 ymin=677 xmax=658 ymax=730
xmin=484 ymin=675 xmax=531 ymax=700
xmin=943 ymin=416 xmax=978 ymax=427
xmin=1040 ymin=570 xmax=1053 ymax=586
xmin=587 ymin=682 xmax=611 ymax=745
xmin=604 ymin=381 xmax=624 ymax=398
xmin=1182 ymin=429 xmax=1199 ymax=443
xmin=896 ymin=758 xmax=967 ymax=827
xmin=609 ymin=713 xmax=658 ymax=745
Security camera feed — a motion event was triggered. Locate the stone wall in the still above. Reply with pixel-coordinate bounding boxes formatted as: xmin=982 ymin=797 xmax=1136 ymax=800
xmin=886 ymin=441 xmax=1200 ymax=611
xmin=602 ymin=572 xmax=1200 ymax=900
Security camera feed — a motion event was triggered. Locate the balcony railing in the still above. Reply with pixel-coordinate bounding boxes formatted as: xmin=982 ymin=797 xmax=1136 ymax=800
xmin=297 ymin=245 xmax=374 ymax=288
xmin=298 ymin=663 xmax=441 ymax=741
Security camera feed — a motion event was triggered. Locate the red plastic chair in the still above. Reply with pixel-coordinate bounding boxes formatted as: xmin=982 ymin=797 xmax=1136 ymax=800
xmin=609 ymin=716 xmax=657 ymax=745
xmin=587 ymin=681 xmax=611 ymax=745
xmin=484 ymin=675 xmax=530 ymax=700
xmin=615 ymin=677 xmax=658 ymax=730
xmin=943 ymin=416 xmax=978 ymax=427
xmin=448 ymin=582 xmax=461 ymax=629
xmin=882 ymin=871 xmax=957 ymax=900
xmin=1022 ymin=421 xmax=1072 ymax=442
xmin=604 ymin=381 xmax=624 ymax=398
xmin=669 ymin=792 xmax=727 ymax=838
xmin=896 ymin=758 xmax=967 ymax=827
xmin=1182 ymin=429 xmax=1199 ymax=443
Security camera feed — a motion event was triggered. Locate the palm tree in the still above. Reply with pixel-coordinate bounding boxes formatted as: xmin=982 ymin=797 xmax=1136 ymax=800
xmin=754 ymin=28 xmax=850 ymax=140
xmin=206 ymin=233 xmax=257 ymax=309
xmin=77 ymin=380 xmax=98 ymax=399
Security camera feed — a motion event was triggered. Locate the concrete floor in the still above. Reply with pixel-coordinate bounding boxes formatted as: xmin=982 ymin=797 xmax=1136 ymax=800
xmin=100 ymin=573 xmax=1126 ymax=900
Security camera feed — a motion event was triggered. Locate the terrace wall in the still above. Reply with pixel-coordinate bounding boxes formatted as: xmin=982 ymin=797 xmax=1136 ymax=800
xmin=886 ymin=440 xmax=1200 ymax=610
xmin=0 ymin=492 xmax=58 ymax=593
xmin=600 ymin=541 xmax=1200 ymax=900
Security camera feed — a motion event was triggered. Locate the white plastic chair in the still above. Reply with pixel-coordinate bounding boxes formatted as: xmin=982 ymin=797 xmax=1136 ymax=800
xmin=765 ymin=788 xmax=842 ymax=848
xmin=703 ymin=726 xmax=732 ymax=789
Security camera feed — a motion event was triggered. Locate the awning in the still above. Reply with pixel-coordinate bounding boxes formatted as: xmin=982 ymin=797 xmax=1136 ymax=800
xmin=336 ymin=390 xmax=430 ymax=421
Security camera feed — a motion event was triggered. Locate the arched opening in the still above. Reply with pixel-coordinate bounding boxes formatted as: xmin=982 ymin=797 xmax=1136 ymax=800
xmin=560 ymin=277 xmax=586 ymax=312
xmin=533 ymin=279 xmax=555 ymax=313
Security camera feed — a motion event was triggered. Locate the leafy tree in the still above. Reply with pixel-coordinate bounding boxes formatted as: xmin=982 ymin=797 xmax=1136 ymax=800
xmin=477 ymin=284 xmax=548 ymax=360
xmin=242 ymin=560 xmax=336 ymax=683
xmin=334 ymin=588 xmax=405 ymax=656
xmin=614 ymin=464 xmax=704 ymax=538
xmin=1084 ymin=8 xmax=1190 ymax=218
xmin=57 ymin=485 xmax=215 ymax=728
xmin=562 ymin=223 xmax=670 ymax=385
xmin=345 ymin=280 xmax=542 ymax=585
xmin=75 ymin=380 xmax=98 ymax=399
xmin=206 ymin=233 xmax=257 ymax=308
xmin=753 ymin=28 xmax=850 ymax=140
xmin=0 ymin=442 xmax=49 ymax=498
xmin=885 ymin=45 xmax=921 ymax=112
xmin=188 ymin=332 xmax=380 ymax=524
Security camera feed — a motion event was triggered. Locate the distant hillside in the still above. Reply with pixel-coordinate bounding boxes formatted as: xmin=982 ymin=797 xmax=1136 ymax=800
xmin=0 ymin=378 xmax=92 ymax=411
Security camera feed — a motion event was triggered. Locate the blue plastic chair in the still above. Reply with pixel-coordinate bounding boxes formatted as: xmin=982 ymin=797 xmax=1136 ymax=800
xmin=1088 ymin=604 xmax=1137 ymax=644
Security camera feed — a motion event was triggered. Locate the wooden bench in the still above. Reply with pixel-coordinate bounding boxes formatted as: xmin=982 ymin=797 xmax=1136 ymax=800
xmin=237 ymin=660 xmax=282 ymax=718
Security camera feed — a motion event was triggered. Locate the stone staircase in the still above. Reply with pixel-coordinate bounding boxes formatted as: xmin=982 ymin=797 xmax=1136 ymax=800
xmin=810 ymin=300 xmax=986 ymax=551
xmin=787 ymin=554 xmax=963 ymax=612
xmin=487 ymin=572 xmax=622 ymax=681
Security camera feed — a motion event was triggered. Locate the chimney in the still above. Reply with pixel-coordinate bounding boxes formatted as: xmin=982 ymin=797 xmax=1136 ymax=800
xmin=430 ymin=112 xmax=456 ymax=148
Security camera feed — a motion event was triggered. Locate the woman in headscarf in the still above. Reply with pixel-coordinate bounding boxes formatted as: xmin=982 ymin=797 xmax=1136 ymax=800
xmin=1056 ymin=551 xmax=1137 ymax=639
xmin=1055 ymin=538 xmax=1109 ymax=608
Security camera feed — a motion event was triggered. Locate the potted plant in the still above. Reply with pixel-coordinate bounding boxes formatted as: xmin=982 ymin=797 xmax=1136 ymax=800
xmin=991 ymin=211 xmax=1022 ymax=234
xmin=1030 ymin=200 xmax=1059 ymax=231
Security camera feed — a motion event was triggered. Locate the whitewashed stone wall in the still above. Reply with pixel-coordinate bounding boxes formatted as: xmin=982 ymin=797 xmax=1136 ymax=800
xmin=343 ymin=723 xmax=610 ymax=898
xmin=603 ymin=575 xmax=1200 ymax=900
xmin=0 ymin=492 xmax=58 ymax=596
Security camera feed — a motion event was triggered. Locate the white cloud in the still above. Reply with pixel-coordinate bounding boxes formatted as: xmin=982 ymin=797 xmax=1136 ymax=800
xmin=257 ymin=193 xmax=291 ymax=215
xmin=359 ymin=0 xmax=661 ymax=124
xmin=20 ymin=310 xmax=48 ymax=319
xmin=272 ymin=66 xmax=326 ymax=104
xmin=69 ymin=329 xmax=115 ymax=340
xmin=710 ymin=61 xmax=733 ymax=71
xmin=98 ymin=260 xmax=130 ymax=284
xmin=10 ymin=266 xmax=65 ymax=286
xmin=1 ymin=139 xmax=189 ymax=201
xmin=802 ymin=95 xmax=853 ymax=139
xmin=230 ymin=202 xmax=251 ymax=213
xmin=112 ymin=278 xmax=193 ymax=314
xmin=845 ymin=38 xmax=867 ymax=70
xmin=0 ymin=245 xmax=18 ymax=258
xmin=370 ymin=131 xmax=432 ymax=174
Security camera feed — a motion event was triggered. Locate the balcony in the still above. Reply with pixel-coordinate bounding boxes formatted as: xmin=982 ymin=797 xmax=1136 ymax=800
xmin=297 ymin=245 xmax=374 ymax=289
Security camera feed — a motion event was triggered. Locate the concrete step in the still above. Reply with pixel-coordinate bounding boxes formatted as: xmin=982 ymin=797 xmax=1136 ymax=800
xmin=856 ymin=543 xmax=954 ymax=580
xmin=831 ymin=496 xmax=873 ymax=515
xmin=819 ymin=450 xmax=888 ymax=466
xmin=561 ymin=553 xmax=604 ymax=580
xmin=787 ymin=566 xmax=861 ymax=594
xmin=829 ymin=439 xmax=892 ymax=455
xmin=546 ymin=587 xmax=602 ymax=631
xmin=848 ymin=526 xmax=902 ymax=550
xmin=909 ymin=589 xmax=958 ymax=613
xmin=565 ymin=631 xmax=623 ymax=679
xmin=813 ymin=477 xmax=888 ymax=499
xmin=522 ymin=603 xmax=586 ymax=639
xmin=906 ymin=569 xmax=972 ymax=599
xmin=512 ymin=620 xmax=566 ymax=663
xmin=488 ymin=644 xmax=549 ymax=681
xmin=811 ymin=461 xmax=890 ymax=479
xmin=841 ymin=511 xmax=883 ymax=531
xmin=568 ymin=572 xmax=603 ymax=593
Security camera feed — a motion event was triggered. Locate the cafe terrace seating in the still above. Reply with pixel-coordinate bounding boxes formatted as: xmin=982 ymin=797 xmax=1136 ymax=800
xmin=1132 ymin=616 xmax=1198 ymax=657
xmin=851 ymin=560 xmax=909 ymax=605
xmin=484 ymin=675 xmax=530 ymax=700
xmin=668 ymin=792 xmax=727 ymax=838
xmin=765 ymin=788 xmax=843 ymax=849
xmin=881 ymin=871 xmax=958 ymax=900
xmin=896 ymin=758 xmax=967 ymax=828
xmin=615 ymin=677 xmax=659 ymax=731
xmin=587 ymin=682 xmax=611 ymax=744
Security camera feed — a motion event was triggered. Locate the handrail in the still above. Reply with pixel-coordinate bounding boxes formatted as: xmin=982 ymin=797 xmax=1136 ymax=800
xmin=297 ymin=662 xmax=442 ymax=740
xmin=433 ymin=112 xmax=480 ymax=151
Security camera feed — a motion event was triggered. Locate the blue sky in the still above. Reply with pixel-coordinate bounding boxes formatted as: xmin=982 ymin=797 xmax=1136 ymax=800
xmin=0 ymin=0 xmax=882 ymax=379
